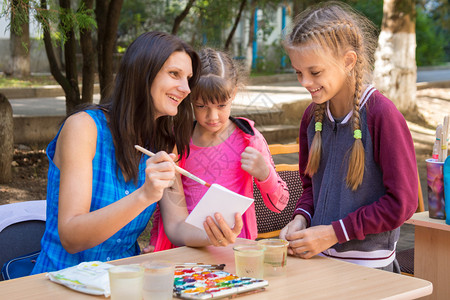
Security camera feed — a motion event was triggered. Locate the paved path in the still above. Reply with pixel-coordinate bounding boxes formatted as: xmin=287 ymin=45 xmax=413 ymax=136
xmin=416 ymin=67 xmax=450 ymax=82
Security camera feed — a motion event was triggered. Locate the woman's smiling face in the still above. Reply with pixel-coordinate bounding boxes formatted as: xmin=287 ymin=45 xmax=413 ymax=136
xmin=151 ymin=51 xmax=193 ymax=119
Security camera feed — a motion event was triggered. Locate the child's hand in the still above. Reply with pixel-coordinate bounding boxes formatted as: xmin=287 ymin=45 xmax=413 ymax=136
xmin=203 ymin=213 xmax=243 ymax=247
xmin=280 ymin=215 xmax=307 ymax=238
xmin=142 ymin=245 xmax=155 ymax=254
xmin=280 ymin=215 xmax=307 ymax=255
xmin=240 ymin=147 xmax=270 ymax=181
xmin=285 ymin=225 xmax=338 ymax=259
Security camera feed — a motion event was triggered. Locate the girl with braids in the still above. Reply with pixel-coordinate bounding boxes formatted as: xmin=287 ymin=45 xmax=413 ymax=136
xmin=279 ymin=2 xmax=418 ymax=272
xmin=32 ymin=33 xmax=243 ymax=274
xmin=146 ymin=48 xmax=289 ymax=252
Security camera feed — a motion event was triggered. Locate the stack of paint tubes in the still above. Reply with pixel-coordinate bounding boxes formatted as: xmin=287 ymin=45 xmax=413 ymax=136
xmin=432 ymin=115 xmax=449 ymax=162
xmin=426 ymin=115 xmax=449 ymax=221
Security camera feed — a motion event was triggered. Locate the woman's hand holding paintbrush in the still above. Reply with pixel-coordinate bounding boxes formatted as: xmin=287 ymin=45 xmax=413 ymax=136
xmin=135 ymin=145 xmax=211 ymax=187
xmin=135 ymin=145 xmax=244 ymax=247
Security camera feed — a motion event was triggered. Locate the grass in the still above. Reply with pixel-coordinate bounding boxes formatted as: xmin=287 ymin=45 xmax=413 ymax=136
xmin=0 ymin=74 xmax=57 ymax=88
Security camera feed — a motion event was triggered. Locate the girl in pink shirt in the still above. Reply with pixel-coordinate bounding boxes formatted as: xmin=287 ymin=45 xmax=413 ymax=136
xmin=145 ymin=48 xmax=289 ymax=252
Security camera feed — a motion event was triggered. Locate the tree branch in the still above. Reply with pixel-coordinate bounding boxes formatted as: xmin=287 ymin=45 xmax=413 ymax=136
xmin=225 ymin=0 xmax=247 ymax=51
xmin=99 ymin=0 xmax=123 ymax=102
xmin=172 ymin=0 xmax=196 ymax=35
xmin=79 ymin=0 xmax=95 ymax=104
xmin=39 ymin=0 xmax=70 ymax=93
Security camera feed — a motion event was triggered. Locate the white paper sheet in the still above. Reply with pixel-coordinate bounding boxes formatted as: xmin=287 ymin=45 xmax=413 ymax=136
xmin=185 ymin=183 xmax=254 ymax=231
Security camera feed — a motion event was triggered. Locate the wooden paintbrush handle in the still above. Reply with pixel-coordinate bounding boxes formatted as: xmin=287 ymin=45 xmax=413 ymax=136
xmin=134 ymin=145 xmax=211 ymax=187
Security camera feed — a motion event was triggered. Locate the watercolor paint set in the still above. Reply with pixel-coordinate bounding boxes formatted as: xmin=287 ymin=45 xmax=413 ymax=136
xmin=173 ymin=265 xmax=268 ymax=299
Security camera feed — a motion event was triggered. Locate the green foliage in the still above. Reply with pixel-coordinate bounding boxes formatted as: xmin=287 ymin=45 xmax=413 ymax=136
xmin=117 ymin=0 xmax=287 ymax=57
xmin=418 ymin=0 xmax=450 ymax=62
xmin=347 ymin=0 xmax=383 ymax=29
xmin=193 ymin=0 xmax=243 ymax=48
xmin=117 ymin=45 xmax=127 ymax=54
xmin=254 ymin=43 xmax=282 ymax=74
xmin=118 ymin=0 xmax=185 ymax=47
xmin=118 ymin=0 xmax=155 ymax=44
xmin=416 ymin=5 xmax=446 ymax=66
xmin=7 ymin=0 xmax=30 ymax=36
xmin=57 ymin=3 xmax=96 ymax=43
xmin=348 ymin=0 xmax=448 ymax=66
xmin=2 ymin=0 xmax=96 ymax=46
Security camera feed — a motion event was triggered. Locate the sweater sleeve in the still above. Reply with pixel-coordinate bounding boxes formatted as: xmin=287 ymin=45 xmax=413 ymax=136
xmin=331 ymin=92 xmax=418 ymax=242
xmin=252 ymin=128 xmax=289 ymax=213
xmin=292 ymin=105 xmax=315 ymax=227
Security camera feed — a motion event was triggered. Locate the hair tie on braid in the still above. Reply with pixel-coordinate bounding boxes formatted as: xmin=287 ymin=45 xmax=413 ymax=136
xmin=353 ymin=129 xmax=362 ymax=139
xmin=315 ymin=122 xmax=323 ymax=132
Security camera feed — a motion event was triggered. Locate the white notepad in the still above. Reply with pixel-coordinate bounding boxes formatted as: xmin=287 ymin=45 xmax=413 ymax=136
xmin=185 ymin=183 xmax=254 ymax=231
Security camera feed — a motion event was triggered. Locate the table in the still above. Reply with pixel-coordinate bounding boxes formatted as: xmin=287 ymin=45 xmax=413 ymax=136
xmin=0 ymin=240 xmax=432 ymax=300
xmin=406 ymin=211 xmax=450 ymax=300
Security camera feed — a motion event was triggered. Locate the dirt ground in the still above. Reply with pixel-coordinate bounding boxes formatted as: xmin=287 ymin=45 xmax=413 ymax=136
xmin=1 ymin=87 xmax=448 ymax=205
xmin=0 ymin=148 xmax=48 ymax=205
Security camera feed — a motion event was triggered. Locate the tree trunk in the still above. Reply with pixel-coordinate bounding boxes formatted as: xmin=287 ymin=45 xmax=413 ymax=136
xmin=60 ymin=0 xmax=81 ymax=114
xmin=172 ymin=0 xmax=196 ymax=35
xmin=10 ymin=0 xmax=30 ymax=78
xmin=245 ymin=2 xmax=257 ymax=72
xmin=38 ymin=0 xmax=82 ymax=115
xmin=373 ymin=0 xmax=417 ymax=113
xmin=0 ymin=94 xmax=14 ymax=183
xmin=40 ymin=0 xmax=69 ymax=90
xmin=80 ymin=0 xmax=95 ymax=104
xmin=97 ymin=0 xmax=123 ymax=103
xmin=225 ymin=0 xmax=247 ymax=51
xmin=95 ymin=0 xmax=107 ymax=102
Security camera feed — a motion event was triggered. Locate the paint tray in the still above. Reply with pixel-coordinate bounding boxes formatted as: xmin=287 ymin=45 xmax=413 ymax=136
xmin=173 ymin=266 xmax=268 ymax=299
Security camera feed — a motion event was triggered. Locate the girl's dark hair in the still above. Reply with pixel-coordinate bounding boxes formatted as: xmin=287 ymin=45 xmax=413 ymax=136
xmin=190 ymin=48 xmax=242 ymax=104
xmin=284 ymin=1 xmax=378 ymax=190
xmin=69 ymin=32 xmax=200 ymax=183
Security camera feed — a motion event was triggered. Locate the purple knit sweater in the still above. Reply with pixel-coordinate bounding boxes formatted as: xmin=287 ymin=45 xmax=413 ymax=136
xmin=294 ymin=86 xmax=418 ymax=268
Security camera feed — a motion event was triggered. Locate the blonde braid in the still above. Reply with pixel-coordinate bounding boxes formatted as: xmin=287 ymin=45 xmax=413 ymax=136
xmin=346 ymin=48 xmax=365 ymax=190
xmin=305 ymin=103 xmax=326 ymax=176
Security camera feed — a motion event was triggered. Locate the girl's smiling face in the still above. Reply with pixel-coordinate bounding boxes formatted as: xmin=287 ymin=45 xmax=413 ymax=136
xmin=151 ymin=51 xmax=193 ymax=119
xmin=288 ymin=45 xmax=355 ymax=118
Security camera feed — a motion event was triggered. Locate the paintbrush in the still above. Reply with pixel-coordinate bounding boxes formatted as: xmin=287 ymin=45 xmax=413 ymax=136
xmin=441 ymin=115 xmax=449 ymax=162
xmin=435 ymin=124 xmax=442 ymax=160
xmin=134 ymin=145 xmax=211 ymax=187
xmin=135 ymin=146 xmax=253 ymax=232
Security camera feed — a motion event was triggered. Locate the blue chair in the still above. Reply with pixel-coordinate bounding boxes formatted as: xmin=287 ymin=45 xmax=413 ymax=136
xmin=0 ymin=200 xmax=46 ymax=280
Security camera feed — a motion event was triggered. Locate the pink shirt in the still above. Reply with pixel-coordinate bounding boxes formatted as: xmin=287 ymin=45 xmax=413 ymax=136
xmin=180 ymin=128 xmax=253 ymax=238
xmin=149 ymin=117 xmax=289 ymax=250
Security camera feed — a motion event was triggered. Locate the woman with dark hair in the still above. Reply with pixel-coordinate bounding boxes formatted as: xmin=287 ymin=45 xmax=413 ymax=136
xmin=31 ymin=32 xmax=243 ymax=274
